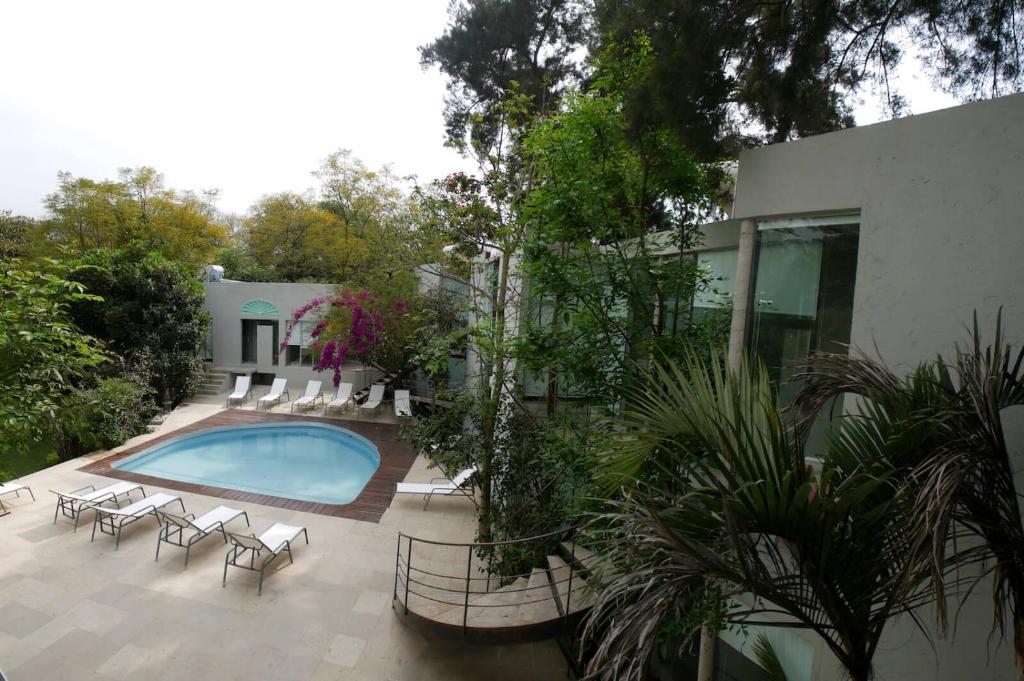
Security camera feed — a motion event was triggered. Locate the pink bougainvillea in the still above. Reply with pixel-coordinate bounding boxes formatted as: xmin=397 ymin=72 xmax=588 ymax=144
xmin=280 ymin=289 xmax=407 ymax=387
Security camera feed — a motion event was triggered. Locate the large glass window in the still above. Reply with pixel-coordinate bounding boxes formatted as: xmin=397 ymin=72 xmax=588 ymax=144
xmin=658 ymin=249 xmax=738 ymax=335
xmin=200 ymin=327 xmax=213 ymax=363
xmin=748 ymin=216 xmax=859 ymax=411
xmin=285 ymin=320 xmax=320 ymax=367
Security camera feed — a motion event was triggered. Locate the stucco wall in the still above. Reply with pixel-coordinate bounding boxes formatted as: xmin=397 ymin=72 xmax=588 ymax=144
xmin=202 ymin=281 xmax=380 ymax=391
xmin=728 ymin=94 xmax=1024 ymax=681
xmin=733 ymin=93 xmax=1024 ymax=369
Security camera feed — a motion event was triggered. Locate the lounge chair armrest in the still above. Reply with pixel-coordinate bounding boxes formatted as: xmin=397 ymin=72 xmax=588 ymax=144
xmin=429 ymin=477 xmax=452 ymax=484
xmin=70 ymin=485 xmax=97 ymax=494
xmin=185 ymin=513 xmax=196 ymax=520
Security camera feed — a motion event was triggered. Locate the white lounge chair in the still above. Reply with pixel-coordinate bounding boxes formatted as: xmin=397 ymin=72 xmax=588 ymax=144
xmin=394 ymin=466 xmax=477 ymax=510
xmin=323 ymin=383 xmax=354 ymax=415
xmin=226 ymin=376 xmax=252 ymax=407
xmin=0 ymin=480 xmax=34 ymax=517
xmin=291 ymin=380 xmax=324 ymax=413
xmin=257 ymin=378 xmax=290 ymax=410
xmin=358 ymin=383 xmax=386 ymax=417
xmin=90 ymin=492 xmax=184 ymax=549
xmin=394 ymin=389 xmax=412 ymax=418
xmin=223 ymin=522 xmax=309 ymax=595
xmin=156 ymin=505 xmax=251 ymax=567
xmin=51 ymin=481 xmax=143 ymax=530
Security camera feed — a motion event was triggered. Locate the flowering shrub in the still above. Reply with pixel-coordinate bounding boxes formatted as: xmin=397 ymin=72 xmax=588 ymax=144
xmin=281 ymin=289 xmax=409 ymax=386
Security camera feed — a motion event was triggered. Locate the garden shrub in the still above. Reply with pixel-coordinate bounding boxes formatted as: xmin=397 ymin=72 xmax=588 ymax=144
xmin=56 ymin=378 xmax=154 ymax=460
xmin=68 ymin=247 xmax=209 ymax=407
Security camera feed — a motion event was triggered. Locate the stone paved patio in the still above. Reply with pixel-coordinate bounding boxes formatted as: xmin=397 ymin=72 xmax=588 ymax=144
xmin=0 ymin=402 xmax=567 ymax=680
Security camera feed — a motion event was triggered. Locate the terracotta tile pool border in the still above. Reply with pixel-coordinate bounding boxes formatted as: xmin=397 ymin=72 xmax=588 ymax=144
xmin=78 ymin=410 xmax=417 ymax=523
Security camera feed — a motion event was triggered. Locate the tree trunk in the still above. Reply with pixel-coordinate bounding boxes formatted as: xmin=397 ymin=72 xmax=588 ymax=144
xmin=1015 ymin=606 xmax=1024 ymax=681
xmin=478 ymin=250 xmax=512 ymax=542
xmin=696 ymin=626 xmax=715 ymax=681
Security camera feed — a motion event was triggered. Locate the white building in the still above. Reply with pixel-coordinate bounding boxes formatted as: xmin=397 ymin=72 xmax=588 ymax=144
xmin=201 ymin=280 xmax=381 ymax=393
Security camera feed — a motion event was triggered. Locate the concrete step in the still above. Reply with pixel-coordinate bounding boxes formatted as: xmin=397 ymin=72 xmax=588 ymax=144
xmin=559 ymin=541 xmax=600 ymax=572
xmin=400 ymin=584 xmax=471 ymax=620
xmin=546 ymin=555 xmax=592 ymax=615
xmin=514 ymin=568 xmax=561 ymax=626
xmin=435 ymin=577 xmax=530 ymax=627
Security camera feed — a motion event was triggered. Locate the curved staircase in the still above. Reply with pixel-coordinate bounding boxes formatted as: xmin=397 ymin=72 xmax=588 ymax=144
xmin=392 ymin=528 xmax=597 ymax=644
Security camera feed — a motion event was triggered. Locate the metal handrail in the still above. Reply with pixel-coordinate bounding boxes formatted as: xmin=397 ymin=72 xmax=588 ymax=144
xmin=394 ymin=525 xmax=584 ymax=632
xmin=398 ymin=583 xmax=573 ymax=609
xmin=396 ymin=524 xmax=576 ymax=548
xmin=399 ymin=571 xmax=575 ymax=596
xmin=398 ymin=557 xmax=538 ymax=584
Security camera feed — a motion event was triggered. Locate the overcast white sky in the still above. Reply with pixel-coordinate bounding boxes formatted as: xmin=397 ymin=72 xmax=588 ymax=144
xmin=0 ymin=1 xmax=958 ymax=219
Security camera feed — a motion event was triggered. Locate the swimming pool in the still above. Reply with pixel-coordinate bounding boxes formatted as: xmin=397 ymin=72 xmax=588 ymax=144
xmin=113 ymin=423 xmax=380 ymax=505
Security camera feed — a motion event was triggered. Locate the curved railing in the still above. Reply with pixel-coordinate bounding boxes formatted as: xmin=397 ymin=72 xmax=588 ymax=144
xmin=393 ymin=525 xmax=586 ymax=635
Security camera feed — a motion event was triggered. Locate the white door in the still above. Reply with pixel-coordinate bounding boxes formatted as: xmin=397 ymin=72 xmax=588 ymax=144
xmin=256 ymin=325 xmax=274 ymax=371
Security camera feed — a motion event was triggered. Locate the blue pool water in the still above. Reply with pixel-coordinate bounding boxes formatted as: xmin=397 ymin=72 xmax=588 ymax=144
xmin=113 ymin=423 xmax=380 ymax=504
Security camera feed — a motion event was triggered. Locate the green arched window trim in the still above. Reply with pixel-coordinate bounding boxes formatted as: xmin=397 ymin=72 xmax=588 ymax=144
xmin=240 ymin=299 xmax=279 ymax=316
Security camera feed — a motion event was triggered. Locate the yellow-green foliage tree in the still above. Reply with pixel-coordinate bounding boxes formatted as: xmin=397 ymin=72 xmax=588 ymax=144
xmin=239 ymin=192 xmax=369 ymax=283
xmin=28 ymin=167 xmax=227 ymax=268
xmin=224 ymin=150 xmax=447 ymax=287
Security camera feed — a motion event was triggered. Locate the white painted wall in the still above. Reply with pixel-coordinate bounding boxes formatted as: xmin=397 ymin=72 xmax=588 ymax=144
xmin=202 ymin=280 xmax=382 ymax=393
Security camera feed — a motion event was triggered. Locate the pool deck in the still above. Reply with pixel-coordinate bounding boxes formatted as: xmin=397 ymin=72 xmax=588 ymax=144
xmin=0 ymin=402 xmax=567 ymax=680
xmin=79 ymin=411 xmax=418 ymax=523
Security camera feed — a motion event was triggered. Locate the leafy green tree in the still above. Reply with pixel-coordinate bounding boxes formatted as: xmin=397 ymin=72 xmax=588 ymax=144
xmin=314 ymin=150 xmax=405 ymax=238
xmin=0 ymin=262 xmax=109 ymax=456
xmin=67 ymin=249 xmax=209 ymax=407
xmin=240 ymin=192 xmax=365 ymax=283
xmin=223 ymin=151 xmax=443 ymax=287
xmin=0 ymin=210 xmax=35 ymax=258
xmin=596 ymin=0 xmax=1024 ymax=157
xmin=519 ymin=37 xmax=726 ymax=411
xmin=426 ymin=0 xmax=1023 ymax=160
xmin=420 ymin=0 xmax=589 ymax=151
xmin=30 ymin=168 xmax=227 ymax=268
xmin=54 ymin=377 xmax=153 ymax=460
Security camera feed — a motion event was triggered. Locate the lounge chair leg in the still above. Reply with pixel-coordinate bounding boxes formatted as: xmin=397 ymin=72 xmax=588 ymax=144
xmin=27 ymin=487 xmax=35 ymax=501
xmin=184 ymin=544 xmax=191 ymax=568
xmin=223 ymin=550 xmax=231 ymax=587
xmin=115 ymin=526 xmax=121 ymax=550
xmin=91 ymin=514 xmax=98 ymax=542
xmin=53 ymin=502 xmax=60 ymax=525
xmin=242 ymin=511 xmax=250 ymax=527
xmin=155 ymin=529 xmax=163 ymax=561
xmin=258 ymin=568 xmax=264 ymax=596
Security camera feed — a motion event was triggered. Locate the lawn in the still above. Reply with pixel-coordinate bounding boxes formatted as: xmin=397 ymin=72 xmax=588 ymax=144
xmin=2 ymin=441 xmax=59 ymax=480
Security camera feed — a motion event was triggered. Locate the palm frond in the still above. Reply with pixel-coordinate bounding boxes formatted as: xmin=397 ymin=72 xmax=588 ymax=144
xmin=753 ymin=634 xmax=789 ymax=681
xmin=584 ymin=349 xmax=933 ymax=681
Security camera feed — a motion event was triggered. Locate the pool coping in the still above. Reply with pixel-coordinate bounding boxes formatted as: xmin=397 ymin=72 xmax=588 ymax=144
xmin=78 ymin=410 xmax=418 ymax=522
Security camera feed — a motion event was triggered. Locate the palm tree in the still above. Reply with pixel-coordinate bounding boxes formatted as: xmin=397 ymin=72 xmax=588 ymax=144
xmin=793 ymin=313 xmax=1024 ymax=679
xmin=583 ymin=351 xmax=936 ymax=681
